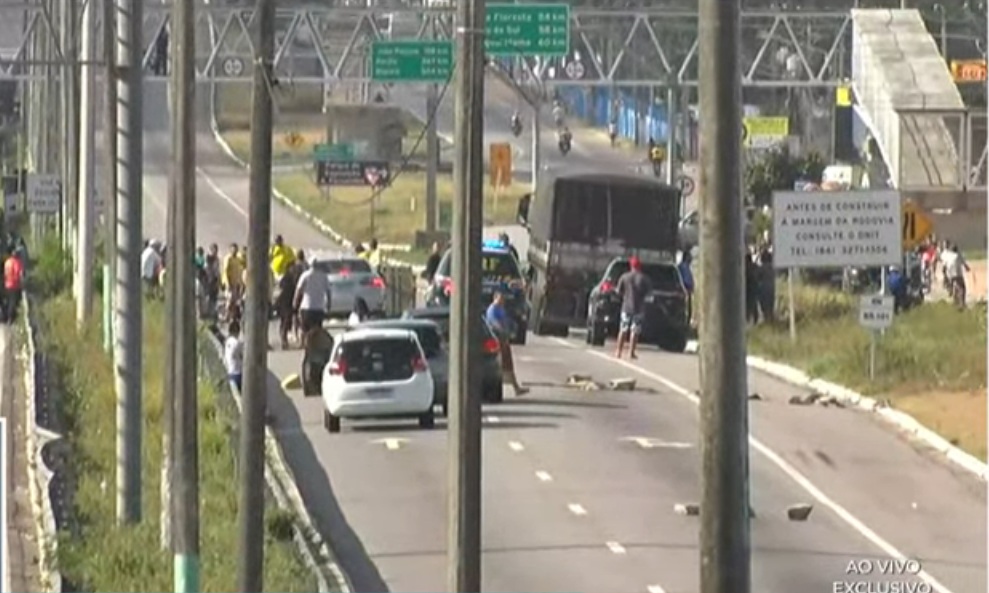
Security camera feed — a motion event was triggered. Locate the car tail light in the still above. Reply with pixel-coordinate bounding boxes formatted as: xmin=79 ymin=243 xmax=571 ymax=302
xmin=600 ymin=280 xmax=614 ymax=293
xmin=328 ymin=356 xmax=347 ymax=376
xmin=442 ymin=277 xmax=454 ymax=296
xmin=339 ymin=267 xmax=350 ymax=276
xmin=411 ymin=354 xmax=428 ymax=372
xmin=362 ymin=276 xmax=386 ymax=289
xmin=482 ymin=337 xmax=500 ymax=354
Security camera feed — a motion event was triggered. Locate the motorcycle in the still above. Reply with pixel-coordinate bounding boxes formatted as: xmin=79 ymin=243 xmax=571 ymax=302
xmin=558 ymin=135 xmax=571 ymax=155
xmin=511 ymin=117 xmax=522 ymax=137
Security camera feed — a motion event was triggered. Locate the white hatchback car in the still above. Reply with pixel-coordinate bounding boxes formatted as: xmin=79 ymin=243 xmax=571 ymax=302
xmin=321 ymin=327 xmax=436 ymax=433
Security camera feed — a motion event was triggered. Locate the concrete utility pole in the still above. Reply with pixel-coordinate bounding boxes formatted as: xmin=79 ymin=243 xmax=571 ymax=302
xmin=60 ymin=0 xmax=79 ymax=250
xmin=75 ymin=0 xmax=96 ymax=324
xmin=424 ymin=82 xmax=439 ymax=233
xmin=665 ymin=85 xmax=678 ymax=187
xmin=530 ymin=101 xmax=540 ymax=192
xmin=237 ymin=0 xmax=275 ymax=585
xmin=114 ymin=0 xmax=144 ymax=525
xmin=446 ymin=0 xmax=485 ymax=588
xmin=697 ymin=0 xmax=751 ymax=591
xmin=168 ymin=0 xmax=199 ymax=582
xmin=103 ymin=0 xmax=118 ymax=352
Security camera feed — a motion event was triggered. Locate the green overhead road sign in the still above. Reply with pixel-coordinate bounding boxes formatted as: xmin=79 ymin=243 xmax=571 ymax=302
xmin=314 ymin=142 xmax=355 ymax=161
xmin=371 ymin=40 xmax=454 ymax=82
xmin=485 ymin=3 xmax=571 ymax=57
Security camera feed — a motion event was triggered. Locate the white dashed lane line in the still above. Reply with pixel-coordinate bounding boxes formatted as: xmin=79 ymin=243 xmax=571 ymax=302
xmin=647 ymin=585 xmax=667 ymax=593
xmin=508 ymin=440 xmax=525 ymax=452
xmin=605 ymin=541 xmax=627 ymax=554
xmin=535 ymin=470 xmax=553 ymax=482
xmin=567 ymin=503 xmax=588 ymax=516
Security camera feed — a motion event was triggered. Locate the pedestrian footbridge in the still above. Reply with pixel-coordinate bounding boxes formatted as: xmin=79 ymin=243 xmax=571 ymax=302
xmin=851 ymin=9 xmax=986 ymax=193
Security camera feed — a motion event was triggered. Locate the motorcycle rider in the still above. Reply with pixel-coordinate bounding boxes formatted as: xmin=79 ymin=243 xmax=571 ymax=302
xmin=608 ymin=119 xmax=618 ymax=147
xmin=648 ymin=139 xmax=666 ymax=177
xmin=552 ymin=101 xmax=565 ymax=128
xmin=510 ymin=111 xmax=522 ymax=136
xmin=557 ymin=126 xmax=572 ymax=154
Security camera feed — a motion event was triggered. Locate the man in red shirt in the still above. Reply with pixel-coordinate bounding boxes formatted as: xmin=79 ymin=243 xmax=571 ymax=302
xmin=4 ymin=252 xmax=24 ymax=322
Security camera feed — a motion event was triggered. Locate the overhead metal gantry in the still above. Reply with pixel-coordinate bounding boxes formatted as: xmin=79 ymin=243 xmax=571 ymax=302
xmin=0 ymin=4 xmax=852 ymax=86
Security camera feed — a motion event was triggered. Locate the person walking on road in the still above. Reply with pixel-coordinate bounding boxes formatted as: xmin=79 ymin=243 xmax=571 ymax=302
xmin=614 ymin=256 xmax=652 ymax=360
xmin=222 ymin=242 xmax=245 ymax=313
xmin=940 ymin=243 xmax=971 ymax=307
xmin=677 ymin=250 xmax=694 ymax=326
xmin=293 ymin=260 xmax=333 ymax=334
xmin=486 ymin=290 xmax=529 ymax=396
xmin=3 ymin=250 xmax=23 ymax=323
xmin=224 ymin=320 xmax=245 ymax=392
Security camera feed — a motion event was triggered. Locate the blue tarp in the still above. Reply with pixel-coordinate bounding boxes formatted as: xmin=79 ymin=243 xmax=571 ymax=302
xmin=556 ymin=87 xmax=669 ymax=143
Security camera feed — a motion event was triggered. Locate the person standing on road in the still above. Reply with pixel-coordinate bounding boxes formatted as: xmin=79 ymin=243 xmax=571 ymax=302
xmin=940 ymin=243 xmax=971 ymax=307
xmin=614 ymin=256 xmax=652 ymax=360
xmin=224 ymin=320 xmax=244 ymax=392
xmin=141 ymin=239 xmax=163 ymax=299
xmin=486 ymin=290 xmax=529 ymax=396
xmin=744 ymin=251 xmax=760 ymax=324
xmin=422 ymin=241 xmax=443 ymax=283
xmin=677 ymin=250 xmax=694 ymax=325
xmin=293 ymin=260 xmax=333 ymax=334
xmin=222 ymin=242 xmax=245 ymax=310
xmin=2 ymin=250 xmax=23 ymax=323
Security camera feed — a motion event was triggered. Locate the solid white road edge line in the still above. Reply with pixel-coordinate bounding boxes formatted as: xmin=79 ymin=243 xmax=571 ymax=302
xmin=685 ymin=340 xmax=987 ymax=481
xmin=553 ymin=338 xmax=957 ymax=593
xmin=567 ymin=503 xmax=588 ymax=516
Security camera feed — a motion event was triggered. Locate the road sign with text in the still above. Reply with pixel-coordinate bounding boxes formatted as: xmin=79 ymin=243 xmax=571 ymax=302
xmin=314 ymin=143 xmax=354 ymax=162
xmin=371 ymin=40 xmax=454 ymax=82
xmin=485 ymin=4 xmax=570 ymax=57
xmin=26 ymin=173 xmax=60 ymax=214
xmin=901 ymin=201 xmax=934 ymax=251
xmin=316 ymin=160 xmax=390 ymax=187
xmin=859 ymin=295 xmax=894 ymax=330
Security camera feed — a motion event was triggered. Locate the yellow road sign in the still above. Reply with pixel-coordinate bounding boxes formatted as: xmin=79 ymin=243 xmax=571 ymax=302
xmin=835 ymin=85 xmax=852 ymax=107
xmin=489 ymin=142 xmax=512 ymax=188
xmin=902 ymin=201 xmax=934 ymax=250
xmin=742 ymin=116 xmax=789 ymax=148
xmin=284 ymin=131 xmax=304 ymax=149
xmin=950 ymin=59 xmax=987 ymax=83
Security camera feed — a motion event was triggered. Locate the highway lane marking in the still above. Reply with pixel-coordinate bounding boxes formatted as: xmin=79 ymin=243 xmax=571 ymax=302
xmin=567 ymin=503 xmax=588 ymax=516
xmin=196 ymin=166 xmax=248 ymax=217
xmin=605 ymin=541 xmax=627 ymax=554
xmin=550 ymin=337 xmax=957 ymax=593
xmin=620 ymin=436 xmax=694 ymax=449
xmin=485 ymin=415 xmax=502 ymax=424
xmin=535 ymin=470 xmax=553 ymax=482
xmin=508 ymin=440 xmax=525 ymax=452
xmin=647 ymin=585 xmax=667 ymax=593
xmin=370 ymin=438 xmax=409 ymax=451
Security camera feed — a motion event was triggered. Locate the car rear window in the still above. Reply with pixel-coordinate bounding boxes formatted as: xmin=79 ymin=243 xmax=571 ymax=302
xmin=313 ymin=259 xmax=372 ymax=275
xmin=435 ymin=251 xmax=521 ymax=283
xmin=338 ymin=337 xmax=418 ymax=382
xmin=412 ymin=327 xmax=442 ymax=357
xmin=608 ymin=262 xmax=682 ymax=292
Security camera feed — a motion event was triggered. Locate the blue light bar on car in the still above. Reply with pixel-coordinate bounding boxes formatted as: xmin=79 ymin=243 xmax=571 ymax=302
xmin=482 ymin=238 xmax=507 ymax=250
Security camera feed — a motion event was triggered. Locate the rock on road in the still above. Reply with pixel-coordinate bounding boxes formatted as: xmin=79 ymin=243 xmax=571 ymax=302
xmin=134 ymin=68 xmax=986 ymax=593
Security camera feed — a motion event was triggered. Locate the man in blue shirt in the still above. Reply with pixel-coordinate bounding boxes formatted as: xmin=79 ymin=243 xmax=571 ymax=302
xmin=678 ymin=251 xmax=695 ymax=325
xmin=486 ymin=290 xmax=529 ymax=396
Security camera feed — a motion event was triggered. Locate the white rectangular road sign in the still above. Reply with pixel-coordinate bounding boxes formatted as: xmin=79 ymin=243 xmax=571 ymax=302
xmin=772 ymin=190 xmax=902 ymax=269
xmin=859 ymin=295 xmax=894 ymax=330
xmin=25 ymin=174 xmax=61 ymax=214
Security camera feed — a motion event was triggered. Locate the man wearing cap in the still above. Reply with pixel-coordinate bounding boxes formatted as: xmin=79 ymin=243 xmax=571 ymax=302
xmin=614 ymin=255 xmax=652 ymax=359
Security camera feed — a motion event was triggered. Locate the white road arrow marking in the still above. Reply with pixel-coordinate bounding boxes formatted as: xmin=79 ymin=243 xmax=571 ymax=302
xmin=620 ymin=436 xmax=693 ymax=450
xmin=370 ymin=438 xmax=409 ymax=451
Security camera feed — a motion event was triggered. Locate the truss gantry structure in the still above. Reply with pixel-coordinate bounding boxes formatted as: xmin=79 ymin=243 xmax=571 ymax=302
xmin=0 ymin=4 xmax=854 ymax=87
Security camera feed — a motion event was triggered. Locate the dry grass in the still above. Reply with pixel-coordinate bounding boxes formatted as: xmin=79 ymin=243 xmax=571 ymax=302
xmin=274 ymin=171 xmax=527 ymax=248
xmin=38 ymin=294 xmax=316 ymax=591
xmin=749 ymin=281 xmax=987 ymax=459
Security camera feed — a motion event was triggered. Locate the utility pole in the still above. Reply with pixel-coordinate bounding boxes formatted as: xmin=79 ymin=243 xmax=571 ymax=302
xmin=529 ymin=100 xmax=540 ymax=193
xmin=665 ymin=85 xmax=678 ymax=187
xmin=697 ymin=0 xmax=751 ymax=592
xmin=75 ymin=0 xmax=96 ymax=324
xmin=237 ymin=0 xmax=275 ymax=585
xmin=424 ymin=82 xmax=439 ymax=233
xmin=446 ymin=0 xmax=485 ymax=589
xmin=60 ymin=0 xmax=79 ymax=250
xmin=102 ymin=0 xmax=118 ymax=352
xmin=169 ymin=0 xmax=199 ymax=581
xmin=114 ymin=0 xmax=144 ymax=525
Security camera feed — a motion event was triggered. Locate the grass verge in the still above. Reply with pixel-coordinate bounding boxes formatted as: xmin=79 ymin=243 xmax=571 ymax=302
xmin=274 ymin=171 xmax=527 ymax=251
xmin=37 ymin=293 xmax=316 ymax=590
xmin=215 ymin=83 xmax=445 ymax=166
xmin=749 ymin=282 xmax=987 ymax=460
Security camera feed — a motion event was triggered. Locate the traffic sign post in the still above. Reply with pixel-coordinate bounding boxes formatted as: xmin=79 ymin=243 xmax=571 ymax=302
xmin=485 ymin=3 xmax=571 ymax=57
xmin=25 ymin=173 xmax=60 ymax=214
xmin=314 ymin=142 xmax=355 ymax=162
xmin=315 ymin=160 xmax=390 ymax=187
xmin=370 ymin=40 xmax=454 ymax=82
xmin=901 ymin=201 xmax=934 ymax=251
xmin=489 ymin=142 xmax=512 ymax=188
xmin=859 ymin=295 xmax=894 ymax=381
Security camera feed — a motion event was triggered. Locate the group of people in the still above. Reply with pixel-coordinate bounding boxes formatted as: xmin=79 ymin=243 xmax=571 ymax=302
xmin=917 ymin=238 xmax=973 ymax=307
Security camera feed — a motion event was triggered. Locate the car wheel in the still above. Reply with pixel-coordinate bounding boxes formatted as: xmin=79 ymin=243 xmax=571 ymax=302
xmin=441 ymin=402 xmax=449 ymax=417
xmin=511 ymin=323 xmax=528 ymax=345
xmin=418 ymin=408 xmax=436 ymax=429
xmin=324 ymin=409 xmax=341 ymax=433
xmin=484 ymin=381 xmax=504 ymax=404
xmin=660 ymin=332 xmax=688 ymax=353
xmin=588 ymin=322 xmax=606 ymax=347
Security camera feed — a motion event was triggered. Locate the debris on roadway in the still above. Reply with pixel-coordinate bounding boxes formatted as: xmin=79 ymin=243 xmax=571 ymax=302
xmin=787 ymin=503 xmax=814 ymax=521
xmin=609 ymin=378 xmax=637 ymax=391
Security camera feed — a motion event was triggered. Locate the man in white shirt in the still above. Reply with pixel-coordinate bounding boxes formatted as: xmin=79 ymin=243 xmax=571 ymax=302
xmin=293 ymin=264 xmax=333 ymax=334
xmin=141 ymin=240 xmax=163 ymax=297
xmin=224 ymin=320 xmax=244 ymax=392
xmin=939 ymin=243 xmax=970 ymax=305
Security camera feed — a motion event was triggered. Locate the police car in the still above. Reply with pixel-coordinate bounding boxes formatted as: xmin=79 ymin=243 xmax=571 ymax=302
xmin=424 ymin=239 xmax=530 ymax=345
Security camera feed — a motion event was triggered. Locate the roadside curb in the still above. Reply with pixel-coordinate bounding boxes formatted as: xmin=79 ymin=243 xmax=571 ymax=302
xmin=206 ymin=87 xmax=424 ymax=275
xmin=19 ymin=298 xmax=62 ymax=593
xmin=684 ymin=340 xmax=988 ymax=481
xmin=204 ymin=330 xmax=353 ymax=593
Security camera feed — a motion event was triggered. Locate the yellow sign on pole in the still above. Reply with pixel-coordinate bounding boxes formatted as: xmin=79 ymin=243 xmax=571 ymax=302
xmin=950 ymin=59 xmax=987 ymax=83
xmin=835 ymin=85 xmax=852 ymax=107
xmin=902 ymin=201 xmax=934 ymax=250
xmin=489 ymin=142 xmax=512 ymax=188
xmin=742 ymin=116 xmax=789 ymax=148
xmin=284 ymin=131 xmax=304 ymax=149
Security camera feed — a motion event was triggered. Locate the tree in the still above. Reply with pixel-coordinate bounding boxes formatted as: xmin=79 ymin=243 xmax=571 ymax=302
xmin=744 ymin=148 xmax=826 ymax=208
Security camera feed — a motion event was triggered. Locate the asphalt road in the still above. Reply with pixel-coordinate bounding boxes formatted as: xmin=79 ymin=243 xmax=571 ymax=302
xmin=135 ymin=75 xmax=987 ymax=593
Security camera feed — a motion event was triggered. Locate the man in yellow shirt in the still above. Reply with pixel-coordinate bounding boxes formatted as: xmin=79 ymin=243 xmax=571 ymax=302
xmin=222 ymin=243 xmax=245 ymax=305
xmin=269 ymin=234 xmax=295 ymax=281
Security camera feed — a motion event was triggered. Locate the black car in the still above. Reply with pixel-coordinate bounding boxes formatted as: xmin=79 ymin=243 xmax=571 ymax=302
xmin=401 ymin=306 xmax=505 ymax=403
xmin=585 ymin=258 xmax=690 ymax=352
xmin=423 ymin=242 xmax=530 ymax=345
